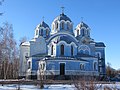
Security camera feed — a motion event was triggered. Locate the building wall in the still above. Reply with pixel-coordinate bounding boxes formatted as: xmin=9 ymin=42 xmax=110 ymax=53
xmin=30 ymin=36 xmax=47 ymax=56
xmin=19 ymin=43 xmax=30 ymax=76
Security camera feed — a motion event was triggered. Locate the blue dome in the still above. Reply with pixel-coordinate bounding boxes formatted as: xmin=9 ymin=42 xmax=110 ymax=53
xmin=54 ymin=13 xmax=72 ymax=22
xmin=79 ymin=21 xmax=89 ymax=28
xmin=39 ymin=21 xmax=49 ymax=28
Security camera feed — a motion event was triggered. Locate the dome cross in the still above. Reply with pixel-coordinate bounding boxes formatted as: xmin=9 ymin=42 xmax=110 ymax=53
xmin=61 ymin=6 xmax=65 ymax=14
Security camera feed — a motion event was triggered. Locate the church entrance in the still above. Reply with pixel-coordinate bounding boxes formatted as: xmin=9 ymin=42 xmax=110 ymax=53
xmin=60 ymin=63 xmax=65 ymax=75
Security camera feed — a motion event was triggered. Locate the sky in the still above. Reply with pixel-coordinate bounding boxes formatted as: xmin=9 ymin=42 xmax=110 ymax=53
xmin=0 ymin=0 xmax=120 ymax=69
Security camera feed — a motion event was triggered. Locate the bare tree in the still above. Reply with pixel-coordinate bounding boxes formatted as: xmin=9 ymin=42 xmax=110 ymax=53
xmin=0 ymin=22 xmax=19 ymax=79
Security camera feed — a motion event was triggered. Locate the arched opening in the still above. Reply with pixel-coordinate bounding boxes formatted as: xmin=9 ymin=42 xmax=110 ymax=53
xmin=67 ymin=22 xmax=70 ymax=30
xmin=46 ymin=29 xmax=49 ymax=36
xmin=94 ymin=62 xmax=97 ymax=71
xmin=80 ymin=64 xmax=84 ymax=70
xmin=61 ymin=22 xmax=64 ymax=29
xmin=71 ymin=45 xmax=73 ymax=56
xmin=52 ymin=24 xmax=54 ymax=30
xmin=40 ymin=29 xmax=43 ymax=36
xmin=51 ymin=45 xmax=54 ymax=55
xmin=28 ymin=61 xmax=31 ymax=69
xmin=56 ymin=22 xmax=58 ymax=29
xmin=77 ymin=29 xmax=79 ymax=36
xmin=81 ymin=29 xmax=85 ymax=36
xmin=36 ymin=30 xmax=38 ymax=35
xmin=61 ymin=44 xmax=64 ymax=56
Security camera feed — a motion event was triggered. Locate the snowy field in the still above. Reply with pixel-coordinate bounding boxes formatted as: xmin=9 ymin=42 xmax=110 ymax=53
xmin=0 ymin=83 xmax=120 ymax=90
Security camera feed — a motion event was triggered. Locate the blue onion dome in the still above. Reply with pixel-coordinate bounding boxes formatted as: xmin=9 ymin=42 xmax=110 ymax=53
xmin=53 ymin=13 xmax=72 ymax=22
xmin=51 ymin=13 xmax=73 ymax=35
xmin=38 ymin=21 xmax=50 ymax=28
xmin=78 ymin=21 xmax=89 ymax=29
xmin=74 ymin=21 xmax=90 ymax=37
xmin=34 ymin=21 xmax=50 ymax=38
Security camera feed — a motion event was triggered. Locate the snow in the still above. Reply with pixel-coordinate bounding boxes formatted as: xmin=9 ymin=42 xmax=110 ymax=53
xmin=0 ymin=84 xmax=75 ymax=90
xmin=0 ymin=83 xmax=120 ymax=90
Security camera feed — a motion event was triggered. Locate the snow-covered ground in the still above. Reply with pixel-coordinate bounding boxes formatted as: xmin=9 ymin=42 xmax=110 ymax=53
xmin=0 ymin=83 xmax=120 ymax=90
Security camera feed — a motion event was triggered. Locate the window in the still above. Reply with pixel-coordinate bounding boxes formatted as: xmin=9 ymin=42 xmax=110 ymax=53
xmin=71 ymin=45 xmax=73 ymax=56
xmin=67 ymin=22 xmax=70 ymax=30
xmin=95 ymin=52 xmax=101 ymax=59
xmin=51 ymin=45 xmax=54 ymax=55
xmin=41 ymin=29 xmax=43 ymax=36
xmin=52 ymin=24 xmax=54 ymax=30
xmin=61 ymin=22 xmax=64 ymax=29
xmin=28 ymin=61 xmax=31 ymax=69
xmin=77 ymin=29 xmax=79 ymax=36
xmin=61 ymin=44 xmax=64 ymax=56
xmin=94 ymin=62 xmax=97 ymax=71
xmin=56 ymin=22 xmax=58 ymax=29
xmin=36 ymin=30 xmax=38 ymax=35
xmin=80 ymin=64 xmax=84 ymax=70
xmin=46 ymin=29 xmax=49 ymax=36
xmin=81 ymin=29 xmax=85 ymax=36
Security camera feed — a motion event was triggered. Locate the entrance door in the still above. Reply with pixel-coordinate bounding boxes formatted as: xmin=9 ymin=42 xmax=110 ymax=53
xmin=60 ymin=63 xmax=65 ymax=75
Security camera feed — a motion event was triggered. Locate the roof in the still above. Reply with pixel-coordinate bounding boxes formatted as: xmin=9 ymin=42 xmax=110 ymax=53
xmin=76 ymin=53 xmax=96 ymax=58
xmin=95 ymin=42 xmax=105 ymax=47
xmin=38 ymin=21 xmax=49 ymax=28
xmin=54 ymin=13 xmax=72 ymax=22
xmin=20 ymin=41 xmax=30 ymax=46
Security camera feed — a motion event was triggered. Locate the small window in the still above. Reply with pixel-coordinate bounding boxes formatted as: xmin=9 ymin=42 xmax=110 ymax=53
xmin=51 ymin=45 xmax=54 ymax=55
xmin=71 ymin=45 xmax=73 ymax=56
xmin=80 ymin=64 xmax=84 ymax=70
xmin=61 ymin=22 xmax=64 ymax=29
xmin=81 ymin=29 xmax=85 ymax=36
xmin=56 ymin=22 xmax=58 ymax=29
xmin=41 ymin=29 xmax=43 ymax=36
xmin=67 ymin=22 xmax=70 ymax=29
xmin=28 ymin=61 xmax=31 ymax=69
xmin=46 ymin=29 xmax=49 ymax=36
xmin=52 ymin=24 xmax=54 ymax=30
xmin=61 ymin=44 xmax=64 ymax=56
xmin=77 ymin=29 xmax=79 ymax=36
xmin=36 ymin=30 xmax=38 ymax=35
xmin=94 ymin=62 xmax=97 ymax=71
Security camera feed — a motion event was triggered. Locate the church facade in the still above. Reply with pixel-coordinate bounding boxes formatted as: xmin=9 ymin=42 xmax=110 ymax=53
xmin=20 ymin=12 xmax=106 ymax=79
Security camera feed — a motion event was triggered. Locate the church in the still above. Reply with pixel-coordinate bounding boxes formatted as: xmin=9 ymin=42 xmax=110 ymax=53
xmin=20 ymin=10 xmax=106 ymax=79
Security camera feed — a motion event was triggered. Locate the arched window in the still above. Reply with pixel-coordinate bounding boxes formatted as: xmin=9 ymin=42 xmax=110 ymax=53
xmin=61 ymin=22 xmax=64 ymax=29
xmin=56 ymin=22 xmax=58 ymax=29
xmin=28 ymin=61 xmax=31 ymax=69
xmin=61 ymin=44 xmax=64 ymax=56
xmin=51 ymin=45 xmax=54 ymax=55
xmin=52 ymin=24 xmax=54 ymax=30
xmin=40 ymin=29 xmax=43 ymax=36
xmin=77 ymin=29 xmax=79 ymax=36
xmin=81 ymin=29 xmax=85 ymax=36
xmin=94 ymin=62 xmax=97 ymax=71
xmin=67 ymin=22 xmax=70 ymax=30
xmin=80 ymin=64 xmax=84 ymax=70
xmin=36 ymin=30 xmax=38 ymax=35
xmin=46 ymin=29 xmax=49 ymax=36
xmin=71 ymin=45 xmax=73 ymax=56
